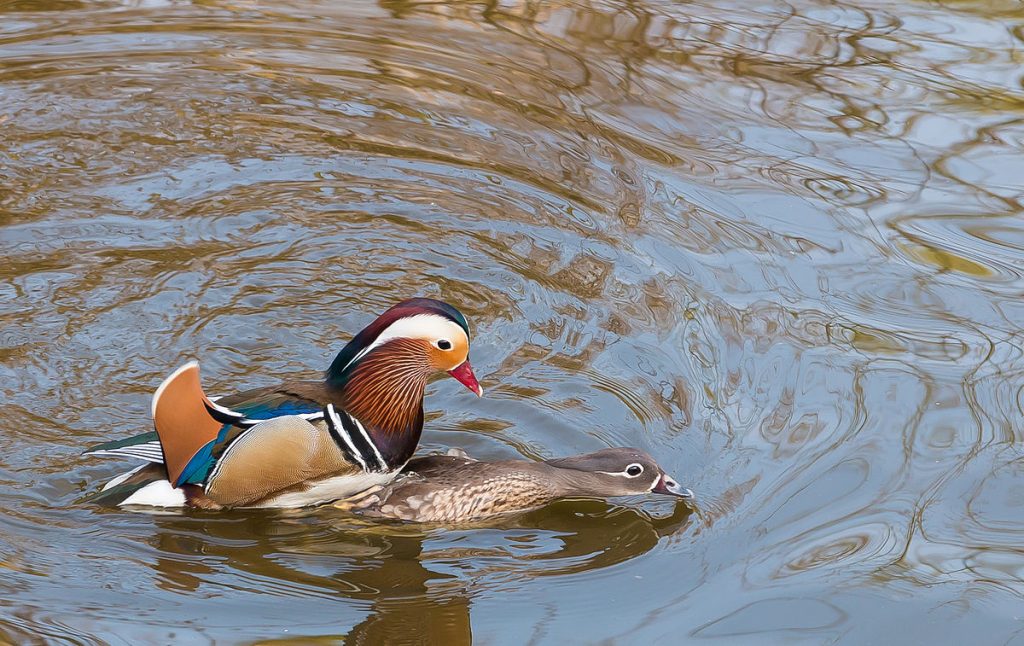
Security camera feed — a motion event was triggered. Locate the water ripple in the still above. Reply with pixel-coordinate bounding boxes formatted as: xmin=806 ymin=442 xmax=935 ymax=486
xmin=2 ymin=0 xmax=1024 ymax=641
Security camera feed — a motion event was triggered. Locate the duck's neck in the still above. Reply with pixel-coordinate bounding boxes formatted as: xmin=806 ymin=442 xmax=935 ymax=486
xmin=335 ymin=338 xmax=431 ymax=467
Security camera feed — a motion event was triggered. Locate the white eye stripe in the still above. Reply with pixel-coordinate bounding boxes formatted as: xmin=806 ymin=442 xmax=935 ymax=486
xmin=598 ymin=463 xmax=647 ymax=478
xmin=650 ymin=474 xmax=662 ymax=491
xmin=340 ymin=314 xmax=466 ymax=373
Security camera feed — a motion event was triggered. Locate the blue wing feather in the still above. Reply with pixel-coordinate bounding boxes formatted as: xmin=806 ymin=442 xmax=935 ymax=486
xmin=233 ymin=399 xmax=321 ymax=420
xmin=177 ymin=423 xmax=232 ymax=485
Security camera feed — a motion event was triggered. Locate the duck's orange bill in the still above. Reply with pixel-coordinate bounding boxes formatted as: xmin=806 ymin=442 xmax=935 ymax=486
xmin=448 ymin=360 xmax=483 ymax=397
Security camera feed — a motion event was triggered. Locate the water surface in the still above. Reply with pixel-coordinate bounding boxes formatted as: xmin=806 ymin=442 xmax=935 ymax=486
xmin=1 ymin=0 xmax=1023 ymax=642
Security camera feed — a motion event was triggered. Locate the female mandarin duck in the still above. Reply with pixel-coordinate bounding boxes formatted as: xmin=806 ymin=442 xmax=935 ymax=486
xmin=344 ymin=447 xmax=694 ymax=523
xmin=86 ymin=298 xmax=482 ymax=509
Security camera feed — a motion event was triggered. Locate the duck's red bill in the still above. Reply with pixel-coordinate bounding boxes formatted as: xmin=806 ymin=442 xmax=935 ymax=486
xmin=448 ymin=360 xmax=483 ymax=397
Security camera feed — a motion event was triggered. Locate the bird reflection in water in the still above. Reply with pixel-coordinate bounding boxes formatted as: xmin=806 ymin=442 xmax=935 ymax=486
xmin=143 ymin=499 xmax=694 ymax=643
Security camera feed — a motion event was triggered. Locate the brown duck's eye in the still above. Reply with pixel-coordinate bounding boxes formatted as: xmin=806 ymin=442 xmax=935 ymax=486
xmin=625 ymin=464 xmax=643 ymax=477
xmin=436 ymin=339 xmax=452 ymax=350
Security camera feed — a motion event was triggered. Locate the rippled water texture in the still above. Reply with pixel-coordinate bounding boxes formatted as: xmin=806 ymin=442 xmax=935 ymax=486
xmin=2 ymin=0 xmax=1024 ymax=642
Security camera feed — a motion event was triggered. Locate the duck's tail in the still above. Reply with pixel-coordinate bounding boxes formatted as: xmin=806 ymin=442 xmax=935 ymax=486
xmin=84 ymin=462 xmax=186 ymax=507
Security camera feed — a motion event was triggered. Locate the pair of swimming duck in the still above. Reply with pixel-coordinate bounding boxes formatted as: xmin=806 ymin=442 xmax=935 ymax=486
xmin=87 ymin=298 xmax=693 ymax=522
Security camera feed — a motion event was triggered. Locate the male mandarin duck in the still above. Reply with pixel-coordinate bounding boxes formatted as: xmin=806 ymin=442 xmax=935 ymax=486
xmin=86 ymin=298 xmax=482 ymax=509
xmin=341 ymin=447 xmax=694 ymax=523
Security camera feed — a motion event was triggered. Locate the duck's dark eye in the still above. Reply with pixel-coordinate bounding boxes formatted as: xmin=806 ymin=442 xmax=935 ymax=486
xmin=437 ymin=339 xmax=452 ymax=350
xmin=625 ymin=464 xmax=643 ymax=477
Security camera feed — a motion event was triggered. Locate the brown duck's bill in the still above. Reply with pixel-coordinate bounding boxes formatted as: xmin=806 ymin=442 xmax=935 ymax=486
xmin=448 ymin=360 xmax=483 ymax=397
xmin=653 ymin=473 xmax=695 ymax=499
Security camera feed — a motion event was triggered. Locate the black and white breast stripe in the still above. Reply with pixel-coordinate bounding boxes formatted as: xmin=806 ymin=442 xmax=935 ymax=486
xmin=324 ymin=404 xmax=388 ymax=473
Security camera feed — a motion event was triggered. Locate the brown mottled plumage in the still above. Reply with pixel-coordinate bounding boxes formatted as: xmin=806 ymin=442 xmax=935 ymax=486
xmin=345 ymin=448 xmax=694 ymax=523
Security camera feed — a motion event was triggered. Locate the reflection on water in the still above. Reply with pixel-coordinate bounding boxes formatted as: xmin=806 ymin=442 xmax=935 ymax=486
xmin=1 ymin=0 xmax=1023 ymax=642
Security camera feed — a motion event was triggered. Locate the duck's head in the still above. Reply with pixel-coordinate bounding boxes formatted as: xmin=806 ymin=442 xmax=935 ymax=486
xmin=327 ymin=297 xmax=482 ymax=396
xmin=544 ymin=448 xmax=694 ymax=500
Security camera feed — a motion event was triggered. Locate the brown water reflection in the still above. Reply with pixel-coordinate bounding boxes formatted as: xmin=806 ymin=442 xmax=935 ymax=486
xmin=2 ymin=0 xmax=1024 ymax=642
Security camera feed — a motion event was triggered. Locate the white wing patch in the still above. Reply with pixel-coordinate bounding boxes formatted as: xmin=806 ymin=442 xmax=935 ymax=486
xmin=120 ymin=480 xmax=188 ymax=507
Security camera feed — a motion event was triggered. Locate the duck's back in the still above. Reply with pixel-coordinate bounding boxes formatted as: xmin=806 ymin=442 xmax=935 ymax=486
xmin=363 ymin=455 xmax=560 ymax=522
